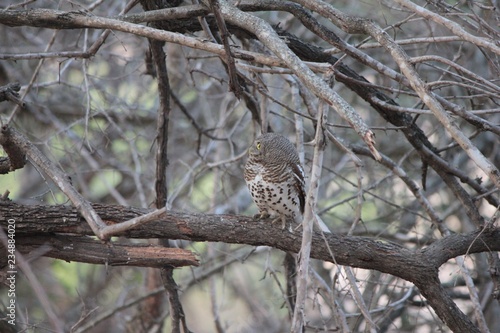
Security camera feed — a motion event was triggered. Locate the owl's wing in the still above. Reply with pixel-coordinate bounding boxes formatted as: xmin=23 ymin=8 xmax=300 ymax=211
xmin=292 ymin=164 xmax=306 ymax=215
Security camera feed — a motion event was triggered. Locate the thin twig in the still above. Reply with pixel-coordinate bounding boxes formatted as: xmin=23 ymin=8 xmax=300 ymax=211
xmin=0 ymin=126 xmax=106 ymax=236
xmin=393 ymin=0 xmax=500 ymax=55
xmin=0 ymin=227 xmax=64 ymax=333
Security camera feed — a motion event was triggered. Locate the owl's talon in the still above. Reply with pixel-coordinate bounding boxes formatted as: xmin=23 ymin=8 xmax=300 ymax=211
xmin=269 ymin=216 xmax=289 ymax=230
xmin=269 ymin=216 xmax=286 ymax=229
xmin=254 ymin=213 xmax=270 ymax=220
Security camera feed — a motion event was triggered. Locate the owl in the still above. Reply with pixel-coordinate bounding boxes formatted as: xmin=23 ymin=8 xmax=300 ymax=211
xmin=244 ymin=133 xmax=306 ymax=229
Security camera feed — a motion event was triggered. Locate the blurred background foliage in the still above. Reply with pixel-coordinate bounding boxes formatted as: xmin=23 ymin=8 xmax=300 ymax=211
xmin=0 ymin=0 xmax=499 ymax=332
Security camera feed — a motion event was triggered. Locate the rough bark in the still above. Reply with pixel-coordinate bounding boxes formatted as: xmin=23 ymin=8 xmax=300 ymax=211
xmin=1 ymin=234 xmax=198 ymax=268
xmin=1 ymin=200 xmax=496 ymax=332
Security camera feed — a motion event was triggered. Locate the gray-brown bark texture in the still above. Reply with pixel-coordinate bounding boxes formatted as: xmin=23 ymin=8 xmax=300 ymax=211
xmin=1 ymin=1 xmax=499 ymax=332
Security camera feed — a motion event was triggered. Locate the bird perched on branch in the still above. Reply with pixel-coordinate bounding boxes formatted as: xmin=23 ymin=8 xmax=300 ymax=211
xmin=244 ymin=133 xmax=306 ymax=229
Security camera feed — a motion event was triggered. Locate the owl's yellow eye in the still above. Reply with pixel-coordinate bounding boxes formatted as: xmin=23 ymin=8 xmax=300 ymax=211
xmin=256 ymin=142 xmax=261 ymax=150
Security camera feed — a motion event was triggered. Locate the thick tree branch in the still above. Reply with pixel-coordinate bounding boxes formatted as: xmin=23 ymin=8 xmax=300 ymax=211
xmin=1 ymin=201 xmax=497 ymax=331
xmin=2 ymin=201 xmax=499 ymax=274
xmin=0 ymin=234 xmax=198 ymax=268
xmin=1 ymin=3 xmax=498 ymax=331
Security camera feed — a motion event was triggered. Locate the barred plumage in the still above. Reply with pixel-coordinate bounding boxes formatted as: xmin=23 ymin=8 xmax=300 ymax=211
xmin=244 ymin=133 xmax=306 ymax=229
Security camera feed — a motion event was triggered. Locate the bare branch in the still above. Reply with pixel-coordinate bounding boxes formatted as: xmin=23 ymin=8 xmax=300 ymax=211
xmin=203 ymin=0 xmax=380 ymax=152
xmin=208 ymin=0 xmax=242 ymax=98
xmin=1 ymin=1 xmax=498 ymax=331
xmin=0 ymin=83 xmax=24 ymax=108
xmin=292 ymin=77 xmax=328 ymax=332
xmin=0 ymin=126 xmax=106 ymax=237
xmin=3 ymin=200 xmax=498 ymax=332
xmin=0 ymin=228 xmax=64 ymax=333
xmin=293 ymin=0 xmax=500 ymax=191
xmin=393 ymin=0 xmax=500 ymax=55
xmin=8 ymin=234 xmax=198 ymax=268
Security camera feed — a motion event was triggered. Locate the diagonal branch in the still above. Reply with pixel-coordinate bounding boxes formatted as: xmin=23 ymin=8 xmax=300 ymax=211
xmin=199 ymin=0 xmax=381 ymax=160
xmin=0 ymin=82 xmax=24 ymax=107
xmin=0 ymin=8 xmax=285 ymax=68
xmin=370 ymin=24 xmax=500 ymax=189
xmin=290 ymin=0 xmax=500 ymax=189
xmin=0 ymin=126 xmax=106 ymax=237
xmin=393 ymin=0 xmax=500 ymax=55
xmin=208 ymin=0 xmax=242 ymax=98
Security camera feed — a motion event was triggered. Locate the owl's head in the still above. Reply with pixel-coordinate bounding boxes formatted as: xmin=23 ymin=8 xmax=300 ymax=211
xmin=247 ymin=133 xmax=300 ymax=164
